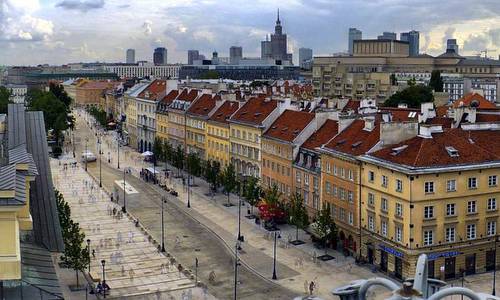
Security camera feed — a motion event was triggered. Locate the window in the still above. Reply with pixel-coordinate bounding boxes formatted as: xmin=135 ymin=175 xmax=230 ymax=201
xmin=368 ymin=171 xmax=375 ymax=182
xmin=304 ymin=174 xmax=309 ymax=186
xmin=296 ymin=171 xmax=301 ymax=183
xmin=466 ymin=224 xmax=476 ymax=240
xmin=396 ymin=179 xmax=403 ymax=192
xmin=368 ymin=193 xmax=375 ymax=206
xmin=445 ymin=227 xmax=455 ymax=243
xmin=468 ymin=177 xmax=477 ymax=189
xmin=325 ymin=182 xmax=331 ymax=194
xmin=348 ymin=169 xmax=354 ymax=181
xmin=424 ymin=206 xmax=434 ymax=219
xmin=488 ymin=221 xmax=497 ymax=236
xmin=348 ymin=212 xmax=353 ymax=225
xmin=395 ymin=226 xmax=402 ymax=242
xmin=423 ymin=230 xmax=434 ymax=246
xmin=489 ymin=175 xmax=498 ymax=187
xmin=333 ymin=165 xmax=338 ymax=175
xmin=446 ymin=203 xmax=456 ymax=216
xmin=326 ymin=162 xmax=331 ymax=173
xmin=348 ymin=191 xmax=354 ymax=203
xmin=368 ymin=216 xmax=374 ymax=231
xmin=382 ymin=175 xmax=388 ymax=188
xmin=381 ymin=198 xmax=388 ymax=211
xmin=333 ymin=186 xmax=338 ymax=197
xmin=340 ymin=168 xmax=345 ymax=178
xmin=447 ymin=179 xmax=456 ymax=192
xmin=488 ymin=198 xmax=497 ymax=211
xmin=424 ymin=182 xmax=434 ymax=194
xmin=395 ymin=202 xmax=403 ymax=217
xmin=381 ymin=221 xmax=387 ymax=236
xmin=467 ymin=201 xmax=477 ymax=214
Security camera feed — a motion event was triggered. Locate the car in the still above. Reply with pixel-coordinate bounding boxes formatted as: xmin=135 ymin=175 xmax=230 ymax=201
xmin=81 ymin=151 xmax=97 ymax=162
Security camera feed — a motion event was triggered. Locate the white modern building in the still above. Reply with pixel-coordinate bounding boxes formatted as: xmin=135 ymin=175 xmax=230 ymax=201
xmin=103 ymin=63 xmax=181 ymax=79
xmin=5 ymin=84 xmax=28 ymax=104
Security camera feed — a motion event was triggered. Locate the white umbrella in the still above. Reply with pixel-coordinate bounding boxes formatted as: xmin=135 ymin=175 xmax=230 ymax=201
xmin=141 ymin=151 xmax=154 ymax=156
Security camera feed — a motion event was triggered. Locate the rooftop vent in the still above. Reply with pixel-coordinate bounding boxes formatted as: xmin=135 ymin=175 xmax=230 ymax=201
xmin=408 ymin=111 xmax=417 ymax=118
xmin=445 ymin=146 xmax=459 ymax=157
xmin=282 ymin=127 xmax=288 ymax=131
xmin=336 ymin=139 xmax=346 ymax=145
xmin=468 ymin=138 xmax=475 ymax=144
xmin=272 ymin=126 xmax=277 ymax=129
xmin=255 ymin=112 xmax=262 ymax=117
xmin=391 ymin=145 xmax=408 ymax=156
xmin=352 ymin=141 xmax=363 ymax=148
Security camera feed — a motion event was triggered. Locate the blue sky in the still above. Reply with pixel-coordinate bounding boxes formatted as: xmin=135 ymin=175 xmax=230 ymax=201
xmin=1 ymin=0 xmax=499 ymax=65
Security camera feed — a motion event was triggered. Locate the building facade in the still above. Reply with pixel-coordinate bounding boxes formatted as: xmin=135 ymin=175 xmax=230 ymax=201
xmin=103 ymin=63 xmax=180 ymax=79
xmin=156 ymin=90 xmax=179 ymax=144
xmin=206 ymin=101 xmax=240 ymax=167
xmin=348 ymin=28 xmax=362 ymax=55
xmin=154 ymin=47 xmax=168 ymax=65
xmin=136 ymin=79 xmax=167 ymax=152
xmin=167 ymin=89 xmax=199 ymax=150
xmin=126 ymin=49 xmax=135 ymax=64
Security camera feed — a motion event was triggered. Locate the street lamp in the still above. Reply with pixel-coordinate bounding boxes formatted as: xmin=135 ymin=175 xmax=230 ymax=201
xmin=272 ymin=231 xmax=281 ymax=280
xmin=237 ymin=179 xmax=245 ymax=242
xmin=101 ymin=259 xmax=106 ymax=298
xmin=86 ymin=239 xmax=91 ymax=273
xmin=161 ymin=196 xmax=166 ymax=252
xmin=84 ymin=137 xmax=89 ymax=172
xmin=72 ymin=128 xmax=75 ymax=158
xmin=187 ymin=177 xmax=191 ymax=208
xmin=117 ymin=135 xmax=120 ymax=169
xmin=233 ymin=242 xmax=239 ymax=300
xmin=98 ymin=136 xmax=102 ymax=187
xmin=122 ymin=167 xmax=129 ymax=213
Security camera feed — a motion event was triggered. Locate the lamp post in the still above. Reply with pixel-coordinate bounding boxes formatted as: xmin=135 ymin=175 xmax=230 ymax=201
xmin=117 ymin=135 xmax=120 ymax=169
xmin=72 ymin=128 xmax=75 ymax=158
xmin=98 ymin=136 xmax=102 ymax=187
xmin=237 ymin=179 xmax=244 ymax=242
xmin=494 ymin=235 xmax=498 ymax=296
xmin=122 ymin=167 xmax=128 ymax=213
xmin=101 ymin=259 xmax=106 ymax=298
xmin=187 ymin=176 xmax=191 ymax=208
xmin=233 ymin=242 xmax=239 ymax=300
xmin=86 ymin=239 xmax=91 ymax=273
xmin=161 ymin=196 xmax=166 ymax=252
xmin=84 ymin=137 xmax=88 ymax=171
xmin=272 ymin=231 xmax=281 ymax=280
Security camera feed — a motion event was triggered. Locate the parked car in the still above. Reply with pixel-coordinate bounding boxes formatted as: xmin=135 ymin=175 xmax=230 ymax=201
xmin=81 ymin=151 xmax=97 ymax=162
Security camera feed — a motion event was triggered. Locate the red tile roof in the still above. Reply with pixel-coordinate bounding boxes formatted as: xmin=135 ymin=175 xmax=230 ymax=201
xmin=177 ymin=88 xmax=199 ymax=102
xmin=435 ymin=105 xmax=449 ymax=117
xmin=475 ymin=111 xmax=500 ymax=123
xmin=264 ymin=110 xmax=315 ymax=142
xmin=380 ymin=107 xmax=419 ymax=122
xmin=230 ymin=97 xmax=278 ymax=126
xmin=80 ymin=81 xmax=119 ymax=90
xmin=323 ymin=119 xmax=380 ymax=156
xmin=209 ymin=101 xmax=239 ymax=124
xmin=301 ymin=120 xmax=339 ymax=151
xmin=138 ymin=79 xmax=166 ymax=100
xmin=453 ymin=92 xmax=497 ymax=109
xmin=160 ymin=90 xmax=178 ymax=105
xmin=187 ymin=94 xmax=218 ymax=117
xmin=369 ymin=128 xmax=500 ymax=168
xmin=426 ymin=117 xmax=453 ymax=128
xmin=342 ymin=100 xmax=360 ymax=112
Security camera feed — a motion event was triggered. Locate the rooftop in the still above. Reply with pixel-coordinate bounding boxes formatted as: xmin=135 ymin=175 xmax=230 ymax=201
xmin=323 ymin=118 xmax=380 ymax=156
xmin=263 ymin=110 xmax=315 ymax=142
xmin=452 ymin=92 xmax=497 ymax=109
xmin=301 ymin=119 xmax=339 ymax=151
xmin=187 ymin=94 xmax=220 ymax=117
xmin=138 ymin=79 xmax=166 ymax=101
xmin=208 ymin=101 xmax=239 ymax=124
xmin=230 ymin=97 xmax=278 ymax=126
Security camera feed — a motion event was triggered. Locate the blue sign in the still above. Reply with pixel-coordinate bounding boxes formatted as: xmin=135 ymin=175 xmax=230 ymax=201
xmin=379 ymin=244 xmax=404 ymax=258
xmin=427 ymin=251 xmax=462 ymax=260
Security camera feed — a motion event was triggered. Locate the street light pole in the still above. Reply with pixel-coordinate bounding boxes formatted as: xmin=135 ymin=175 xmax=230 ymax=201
xmin=86 ymin=239 xmax=91 ymax=273
xmin=272 ymin=231 xmax=280 ymax=280
xmin=122 ymin=168 xmax=127 ymax=213
xmin=161 ymin=196 xmax=166 ymax=252
xmin=233 ymin=242 xmax=239 ymax=300
xmin=494 ymin=235 xmax=498 ymax=296
xmin=101 ymin=260 xmax=106 ymax=298
xmin=85 ymin=138 xmax=88 ymax=171
xmin=117 ymin=135 xmax=120 ymax=169
xmin=99 ymin=136 xmax=102 ymax=187
xmin=187 ymin=177 xmax=191 ymax=208
xmin=72 ymin=129 xmax=75 ymax=158
xmin=237 ymin=182 xmax=243 ymax=242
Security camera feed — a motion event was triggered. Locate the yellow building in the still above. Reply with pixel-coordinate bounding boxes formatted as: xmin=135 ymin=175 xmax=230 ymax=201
xmin=186 ymin=94 xmax=221 ymax=158
xmin=359 ymin=125 xmax=500 ymax=280
xmin=228 ymin=97 xmax=280 ymax=177
xmin=167 ymin=89 xmax=199 ymax=150
xmin=206 ymin=101 xmax=239 ymax=167
xmin=0 ymin=146 xmax=37 ymax=280
xmin=156 ymin=90 xmax=178 ymax=144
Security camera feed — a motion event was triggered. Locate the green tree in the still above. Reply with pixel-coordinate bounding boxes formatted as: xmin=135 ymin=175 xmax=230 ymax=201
xmin=384 ymin=85 xmax=434 ymax=108
xmin=49 ymin=82 xmax=72 ymax=107
xmin=407 ymin=77 xmax=417 ymax=86
xmin=201 ymin=70 xmax=220 ymax=79
xmin=203 ymin=160 xmax=220 ymax=194
xmin=55 ymin=190 xmax=71 ymax=239
xmin=312 ymin=205 xmax=337 ymax=256
xmin=220 ymin=163 xmax=237 ymax=206
xmin=429 ymin=70 xmax=444 ymax=92
xmin=263 ymin=184 xmax=281 ymax=207
xmin=61 ymin=220 xmax=89 ymax=288
xmin=163 ymin=140 xmax=173 ymax=163
xmin=173 ymin=146 xmax=184 ymax=176
xmin=390 ymin=73 xmax=397 ymax=86
xmin=153 ymin=138 xmax=163 ymax=165
xmin=243 ymin=176 xmax=262 ymax=215
xmin=287 ymin=193 xmax=310 ymax=243
xmin=0 ymin=86 xmax=11 ymax=114
xmin=186 ymin=152 xmax=201 ymax=185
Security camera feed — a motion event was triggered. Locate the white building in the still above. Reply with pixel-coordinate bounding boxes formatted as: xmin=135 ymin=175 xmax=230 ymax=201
xmin=5 ymin=84 xmax=28 ymax=104
xmin=103 ymin=63 xmax=181 ymax=79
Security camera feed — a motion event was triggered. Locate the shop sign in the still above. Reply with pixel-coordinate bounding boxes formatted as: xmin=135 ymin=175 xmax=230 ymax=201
xmin=379 ymin=244 xmax=404 ymax=258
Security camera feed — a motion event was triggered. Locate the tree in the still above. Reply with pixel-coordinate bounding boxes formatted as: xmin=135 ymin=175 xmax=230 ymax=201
xmin=243 ymin=176 xmax=262 ymax=216
xmin=201 ymin=70 xmax=220 ymax=79
xmin=312 ymin=205 xmax=337 ymax=257
xmin=49 ymin=82 xmax=72 ymax=107
xmin=163 ymin=140 xmax=173 ymax=163
xmin=0 ymin=86 xmax=11 ymax=114
xmin=407 ymin=77 xmax=417 ymax=87
xmin=258 ymin=185 xmax=286 ymax=225
xmin=287 ymin=193 xmax=310 ymax=244
xmin=55 ymin=190 xmax=71 ymax=239
xmin=429 ymin=70 xmax=444 ymax=92
xmin=173 ymin=146 xmax=184 ymax=176
xmin=153 ymin=138 xmax=163 ymax=165
xmin=220 ymin=163 xmax=237 ymax=206
xmin=61 ymin=220 xmax=89 ymax=288
xmin=390 ymin=73 xmax=397 ymax=86
xmin=384 ymin=84 xmax=434 ymax=108
xmin=203 ymin=160 xmax=220 ymax=194
xmin=186 ymin=152 xmax=201 ymax=185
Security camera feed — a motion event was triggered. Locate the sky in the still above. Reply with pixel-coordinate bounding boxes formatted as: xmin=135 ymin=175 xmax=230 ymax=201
xmin=1 ymin=0 xmax=500 ymax=66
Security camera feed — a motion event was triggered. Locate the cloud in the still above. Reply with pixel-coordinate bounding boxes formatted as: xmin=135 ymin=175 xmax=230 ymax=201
xmin=55 ymin=0 xmax=105 ymax=12
xmin=462 ymin=33 xmax=489 ymax=52
xmin=0 ymin=0 xmax=54 ymax=41
xmin=142 ymin=20 xmax=153 ymax=36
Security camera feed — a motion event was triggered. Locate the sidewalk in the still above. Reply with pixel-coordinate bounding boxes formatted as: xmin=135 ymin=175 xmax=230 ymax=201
xmin=51 ymin=155 xmax=213 ymax=300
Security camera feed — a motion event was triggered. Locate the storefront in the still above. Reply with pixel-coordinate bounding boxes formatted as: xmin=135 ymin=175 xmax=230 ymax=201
xmin=427 ymin=251 xmax=462 ymax=280
xmin=379 ymin=244 xmax=404 ymax=278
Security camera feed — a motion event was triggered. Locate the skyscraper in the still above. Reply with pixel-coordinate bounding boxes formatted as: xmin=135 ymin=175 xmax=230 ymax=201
xmin=401 ymin=30 xmax=420 ymax=56
xmin=298 ymin=48 xmax=313 ymax=69
xmin=348 ymin=28 xmax=362 ymax=55
xmin=188 ymin=50 xmax=200 ymax=65
xmin=230 ymin=46 xmax=243 ymax=65
xmin=153 ymin=47 xmax=168 ymax=65
xmin=261 ymin=9 xmax=292 ymax=63
xmin=126 ymin=49 xmax=135 ymax=64
xmin=377 ymin=32 xmax=397 ymax=40
xmin=447 ymin=39 xmax=459 ymax=54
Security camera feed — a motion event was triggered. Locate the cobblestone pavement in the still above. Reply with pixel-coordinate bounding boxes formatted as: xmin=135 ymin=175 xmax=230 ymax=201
xmin=52 ymin=159 xmax=213 ymax=300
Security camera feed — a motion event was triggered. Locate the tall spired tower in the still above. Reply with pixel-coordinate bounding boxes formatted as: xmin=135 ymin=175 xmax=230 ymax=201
xmin=265 ymin=8 xmax=291 ymax=63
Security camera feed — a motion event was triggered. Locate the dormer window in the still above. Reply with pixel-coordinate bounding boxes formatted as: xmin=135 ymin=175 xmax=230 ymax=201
xmin=445 ymin=146 xmax=459 ymax=157
xmin=391 ymin=145 xmax=408 ymax=156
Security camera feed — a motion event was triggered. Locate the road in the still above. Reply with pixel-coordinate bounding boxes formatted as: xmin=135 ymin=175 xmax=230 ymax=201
xmin=70 ymin=118 xmax=297 ymax=299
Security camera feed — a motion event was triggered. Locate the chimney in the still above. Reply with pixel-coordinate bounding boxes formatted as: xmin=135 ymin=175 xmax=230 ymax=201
xmin=398 ymin=103 xmax=408 ymax=109
xmin=166 ymin=79 xmax=178 ymax=94
xmin=418 ymin=124 xmax=443 ymax=138
xmin=338 ymin=116 xmax=355 ymax=132
xmin=363 ymin=117 xmax=375 ymax=131
xmin=418 ymin=102 xmax=436 ymax=123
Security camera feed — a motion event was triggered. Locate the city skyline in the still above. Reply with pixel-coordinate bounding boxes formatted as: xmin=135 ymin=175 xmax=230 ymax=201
xmin=1 ymin=0 xmax=500 ymax=65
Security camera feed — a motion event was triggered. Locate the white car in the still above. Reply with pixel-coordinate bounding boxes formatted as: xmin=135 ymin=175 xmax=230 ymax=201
xmin=81 ymin=151 xmax=97 ymax=162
